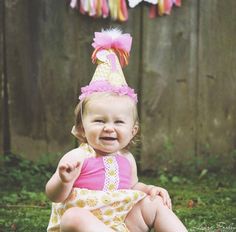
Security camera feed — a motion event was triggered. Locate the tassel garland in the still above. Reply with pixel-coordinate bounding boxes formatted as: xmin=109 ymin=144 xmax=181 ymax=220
xmin=68 ymin=0 xmax=182 ymax=21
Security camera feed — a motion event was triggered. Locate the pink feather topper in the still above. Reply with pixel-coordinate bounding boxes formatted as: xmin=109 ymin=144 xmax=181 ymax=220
xmin=91 ymin=29 xmax=132 ymax=67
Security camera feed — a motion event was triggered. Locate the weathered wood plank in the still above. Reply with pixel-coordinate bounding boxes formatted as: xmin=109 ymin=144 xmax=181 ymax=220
xmin=0 ymin=0 xmax=3 ymax=154
xmin=5 ymin=0 xmax=48 ymax=159
xmin=140 ymin=0 xmax=198 ymax=171
xmin=197 ymin=0 xmax=236 ymax=165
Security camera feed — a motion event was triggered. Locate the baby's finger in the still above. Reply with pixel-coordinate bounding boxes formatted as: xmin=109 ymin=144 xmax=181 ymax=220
xmin=149 ymin=188 xmax=158 ymax=200
xmin=167 ymin=197 xmax=172 ymax=210
xmin=161 ymin=191 xmax=172 ymax=209
xmin=159 ymin=190 xmax=168 ymax=205
xmin=61 ymin=163 xmax=74 ymax=173
xmin=68 ymin=161 xmax=80 ymax=170
xmin=75 ymin=161 xmax=81 ymax=169
xmin=59 ymin=164 xmax=68 ymax=172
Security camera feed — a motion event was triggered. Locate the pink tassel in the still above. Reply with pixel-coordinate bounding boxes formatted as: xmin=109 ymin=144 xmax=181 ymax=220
xmin=101 ymin=0 xmax=109 ymax=18
xmin=79 ymin=0 xmax=87 ymax=15
xmin=149 ymin=4 xmax=157 ymax=18
xmin=89 ymin=0 xmax=96 ymax=16
xmin=79 ymin=5 xmax=85 ymax=14
xmin=173 ymin=0 xmax=181 ymax=7
xmin=164 ymin=0 xmax=173 ymax=15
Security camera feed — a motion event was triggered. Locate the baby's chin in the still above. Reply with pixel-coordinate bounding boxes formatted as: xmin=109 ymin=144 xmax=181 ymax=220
xmin=94 ymin=147 xmax=120 ymax=156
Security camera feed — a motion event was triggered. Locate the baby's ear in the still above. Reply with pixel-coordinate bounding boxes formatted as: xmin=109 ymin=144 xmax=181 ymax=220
xmin=71 ymin=125 xmax=84 ymax=139
xmin=132 ymin=124 xmax=139 ymax=137
xmin=77 ymin=125 xmax=86 ymax=137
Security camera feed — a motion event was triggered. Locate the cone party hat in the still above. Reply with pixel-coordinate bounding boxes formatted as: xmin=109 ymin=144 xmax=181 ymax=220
xmin=79 ymin=28 xmax=137 ymax=102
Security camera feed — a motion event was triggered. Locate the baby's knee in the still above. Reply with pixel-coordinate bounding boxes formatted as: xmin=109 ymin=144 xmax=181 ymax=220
xmin=142 ymin=195 xmax=165 ymax=208
xmin=138 ymin=196 xmax=169 ymax=225
xmin=60 ymin=207 xmax=86 ymax=232
xmin=141 ymin=195 xmax=168 ymax=217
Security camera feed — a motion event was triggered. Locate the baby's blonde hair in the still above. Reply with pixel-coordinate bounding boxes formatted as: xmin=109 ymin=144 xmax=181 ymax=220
xmin=73 ymin=92 xmax=139 ymax=144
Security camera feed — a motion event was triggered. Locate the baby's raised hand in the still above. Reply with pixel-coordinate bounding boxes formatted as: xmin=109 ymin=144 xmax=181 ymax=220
xmin=148 ymin=185 xmax=172 ymax=209
xmin=58 ymin=161 xmax=80 ymax=183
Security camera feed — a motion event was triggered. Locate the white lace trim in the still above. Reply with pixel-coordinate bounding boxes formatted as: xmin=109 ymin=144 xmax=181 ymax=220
xmin=103 ymin=156 xmax=119 ymax=191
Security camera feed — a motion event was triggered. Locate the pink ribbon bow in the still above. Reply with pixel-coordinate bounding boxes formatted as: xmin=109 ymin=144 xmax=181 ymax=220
xmin=92 ymin=32 xmax=132 ymax=53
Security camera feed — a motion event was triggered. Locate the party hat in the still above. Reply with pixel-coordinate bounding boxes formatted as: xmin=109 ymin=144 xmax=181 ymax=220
xmin=79 ymin=28 xmax=137 ymax=103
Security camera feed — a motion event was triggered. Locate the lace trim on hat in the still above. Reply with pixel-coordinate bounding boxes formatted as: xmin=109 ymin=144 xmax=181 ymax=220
xmin=79 ymin=80 xmax=138 ymax=103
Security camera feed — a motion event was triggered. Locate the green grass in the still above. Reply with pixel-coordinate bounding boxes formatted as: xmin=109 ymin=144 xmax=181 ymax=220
xmin=141 ymin=175 xmax=236 ymax=232
xmin=0 ymin=154 xmax=236 ymax=231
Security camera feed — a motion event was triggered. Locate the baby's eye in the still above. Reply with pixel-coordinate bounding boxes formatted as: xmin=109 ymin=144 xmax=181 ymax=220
xmin=94 ymin=119 xmax=104 ymax=123
xmin=115 ymin=120 xmax=125 ymax=124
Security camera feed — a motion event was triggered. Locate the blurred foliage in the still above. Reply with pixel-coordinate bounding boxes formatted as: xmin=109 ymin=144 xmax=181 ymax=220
xmin=0 ymin=153 xmax=55 ymax=191
xmin=141 ymin=150 xmax=236 ymax=178
xmin=0 ymin=153 xmax=236 ymax=231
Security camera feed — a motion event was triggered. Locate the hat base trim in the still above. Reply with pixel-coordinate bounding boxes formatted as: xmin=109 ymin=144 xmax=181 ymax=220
xmin=79 ymin=80 xmax=137 ymax=103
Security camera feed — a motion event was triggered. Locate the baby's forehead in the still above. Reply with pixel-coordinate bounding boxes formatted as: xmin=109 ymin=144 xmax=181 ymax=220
xmin=87 ymin=94 xmax=134 ymax=107
xmin=83 ymin=95 xmax=135 ymax=116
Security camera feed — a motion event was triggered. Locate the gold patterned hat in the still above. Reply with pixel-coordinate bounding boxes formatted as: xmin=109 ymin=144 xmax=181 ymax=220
xmin=79 ymin=28 xmax=137 ymax=102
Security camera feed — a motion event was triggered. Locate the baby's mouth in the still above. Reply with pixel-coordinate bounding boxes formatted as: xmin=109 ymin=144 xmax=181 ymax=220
xmin=100 ymin=137 xmax=117 ymax=141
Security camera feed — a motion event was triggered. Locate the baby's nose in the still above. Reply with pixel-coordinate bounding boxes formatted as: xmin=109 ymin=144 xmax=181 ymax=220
xmin=103 ymin=123 xmax=114 ymax=132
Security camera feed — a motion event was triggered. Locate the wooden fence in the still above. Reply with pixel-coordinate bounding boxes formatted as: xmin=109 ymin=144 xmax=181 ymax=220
xmin=1 ymin=0 xmax=236 ymax=171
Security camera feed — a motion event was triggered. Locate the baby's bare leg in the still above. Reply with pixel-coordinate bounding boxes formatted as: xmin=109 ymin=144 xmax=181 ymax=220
xmin=125 ymin=196 xmax=188 ymax=232
xmin=60 ymin=207 xmax=115 ymax=232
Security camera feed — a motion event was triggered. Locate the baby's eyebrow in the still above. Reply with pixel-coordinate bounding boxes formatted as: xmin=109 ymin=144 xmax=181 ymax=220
xmin=93 ymin=114 xmax=105 ymax=118
xmin=115 ymin=116 xmax=125 ymax=119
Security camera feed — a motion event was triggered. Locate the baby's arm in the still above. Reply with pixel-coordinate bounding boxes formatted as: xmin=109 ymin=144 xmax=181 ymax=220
xmin=126 ymin=152 xmax=172 ymax=209
xmin=45 ymin=148 xmax=83 ymax=203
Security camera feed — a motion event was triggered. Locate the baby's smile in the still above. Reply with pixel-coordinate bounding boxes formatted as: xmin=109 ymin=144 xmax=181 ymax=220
xmin=100 ymin=136 xmax=117 ymax=141
xmin=100 ymin=136 xmax=117 ymax=140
